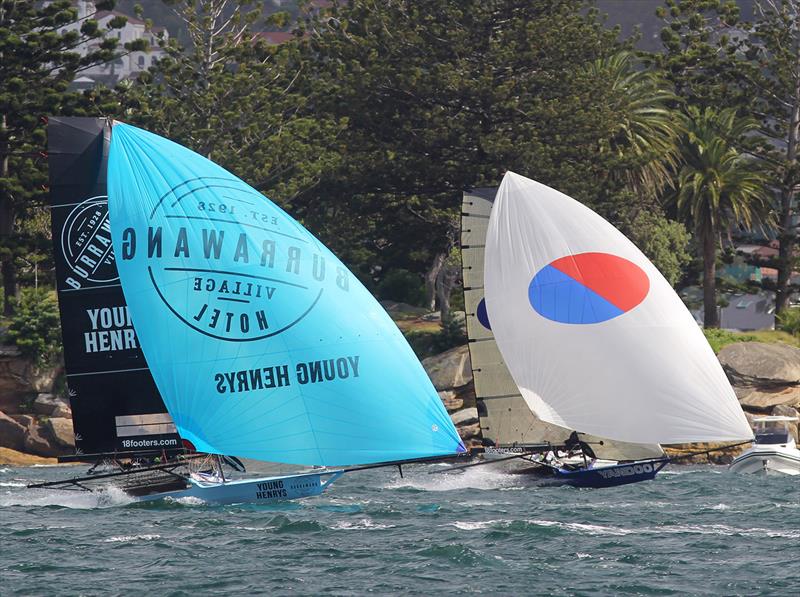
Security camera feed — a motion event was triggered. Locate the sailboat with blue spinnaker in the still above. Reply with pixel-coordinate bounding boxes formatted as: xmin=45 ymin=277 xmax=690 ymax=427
xmin=30 ymin=118 xmax=465 ymax=504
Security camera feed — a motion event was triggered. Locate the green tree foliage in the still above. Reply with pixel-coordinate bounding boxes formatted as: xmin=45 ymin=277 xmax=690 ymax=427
xmin=299 ymin=0 xmax=688 ymax=308
xmin=670 ymin=106 xmax=771 ymax=327
xmin=655 ymin=0 xmax=800 ymax=314
xmin=654 ymin=0 xmax=743 ymax=108
xmin=584 ymin=51 xmax=682 ymax=199
xmin=727 ymin=0 xmax=800 ymax=315
xmin=6 ymin=287 xmax=62 ymax=363
xmin=114 ymin=0 xmax=345 ymax=206
xmin=376 ymin=269 xmax=426 ymax=306
xmin=0 ymin=0 xmax=139 ymax=314
xmin=622 ymin=208 xmax=692 ymax=286
xmin=776 ymin=306 xmax=800 ymax=336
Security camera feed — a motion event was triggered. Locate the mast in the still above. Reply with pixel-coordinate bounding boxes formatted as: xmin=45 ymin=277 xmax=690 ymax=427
xmin=48 ymin=117 xmax=181 ymax=458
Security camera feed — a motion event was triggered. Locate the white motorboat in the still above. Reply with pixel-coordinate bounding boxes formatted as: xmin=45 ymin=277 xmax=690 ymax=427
xmin=729 ymin=416 xmax=800 ymax=475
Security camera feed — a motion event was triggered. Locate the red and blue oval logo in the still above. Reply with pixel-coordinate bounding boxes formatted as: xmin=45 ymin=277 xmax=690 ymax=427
xmin=528 ymin=252 xmax=649 ymax=324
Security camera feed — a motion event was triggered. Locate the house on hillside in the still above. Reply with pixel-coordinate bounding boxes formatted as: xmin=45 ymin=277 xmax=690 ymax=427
xmin=719 ymin=293 xmax=775 ymax=331
xmin=55 ymin=1 xmax=168 ymax=87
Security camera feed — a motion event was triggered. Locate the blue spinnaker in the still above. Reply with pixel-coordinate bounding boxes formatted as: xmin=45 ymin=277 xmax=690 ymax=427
xmin=107 ymin=122 xmax=464 ymax=466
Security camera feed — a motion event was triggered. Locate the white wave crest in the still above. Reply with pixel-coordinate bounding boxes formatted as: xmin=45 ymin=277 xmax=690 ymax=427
xmin=450 ymin=520 xmax=508 ymax=531
xmin=104 ymin=534 xmax=161 ymax=543
xmin=330 ymin=518 xmax=395 ymax=530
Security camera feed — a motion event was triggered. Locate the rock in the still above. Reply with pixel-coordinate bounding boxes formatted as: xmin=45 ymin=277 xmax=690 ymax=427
xmin=451 ymin=407 xmax=479 ymax=427
xmin=0 ymin=350 xmax=61 ymax=414
xmin=663 ymin=442 xmax=747 ymax=465
xmin=421 ymin=311 xmax=441 ymax=322
xmin=9 ymin=414 xmax=34 ymax=429
xmin=51 ymin=402 xmax=71 ymax=418
xmin=718 ymin=342 xmax=800 ymax=385
xmin=0 ymin=447 xmax=58 ymax=466
xmin=379 ymin=301 xmax=428 ymax=317
xmin=457 ymin=422 xmax=481 ymax=441
xmin=0 ymin=411 xmax=27 ymax=451
xmin=771 ymin=404 xmax=800 ymax=418
xmin=43 ymin=417 xmax=75 ymax=450
xmin=32 ymin=393 xmax=59 ymax=415
xmin=737 ymin=386 xmax=800 ymax=410
xmin=438 ymin=390 xmax=463 ymax=413
xmin=422 ymin=345 xmax=472 ymax=390
xmin=24 ymin=425 xmax=58 ymax=458
xmin=461 ymin=437 xmax=483 ymax=452
xmin=454 ymin=380 xmax=476 ymax=409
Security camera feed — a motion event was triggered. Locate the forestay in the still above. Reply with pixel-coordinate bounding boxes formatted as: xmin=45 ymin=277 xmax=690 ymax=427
xmin=462 ymin=188 xmax=662 ymax=460
xmin=107 ymin=122 xmax=464 ymax=466
xmin=484 ymin=172 xmax=752 ymax=444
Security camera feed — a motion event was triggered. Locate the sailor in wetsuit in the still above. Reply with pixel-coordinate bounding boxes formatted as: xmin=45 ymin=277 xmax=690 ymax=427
xmin=564 ymin=431 xmax=597 ymax=468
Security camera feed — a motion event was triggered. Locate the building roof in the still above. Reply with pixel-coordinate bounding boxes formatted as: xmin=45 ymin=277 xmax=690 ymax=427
xmin=719 ymin=293 xmax=775 ymax=332
xmin=253 ymin=31 xmax=297 ymax=45
xmin=96 ymin=11 xmax=145 ymax=26
xmin=752 ymin=245 xmax=779 ymax=259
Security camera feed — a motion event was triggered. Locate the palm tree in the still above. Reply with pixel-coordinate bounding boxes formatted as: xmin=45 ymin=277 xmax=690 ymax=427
xmin=671 ymin=107 xmax=772 ymax=328
xmin=587 ymin=52 xmax=682 ymax=198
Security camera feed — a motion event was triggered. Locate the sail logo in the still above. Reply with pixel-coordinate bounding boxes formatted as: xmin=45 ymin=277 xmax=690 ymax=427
xmin=60 ymin=196 xmax=118 ymax=289
xmin=476 ymin=298 xmax=491 ymax=330
xmin=119 ymin=176 xmax=350 ymax=342
xmin=528 ymin=252 xmax=649 ymax=324
xmin=595 ymin=462 xmax=654 ymax=479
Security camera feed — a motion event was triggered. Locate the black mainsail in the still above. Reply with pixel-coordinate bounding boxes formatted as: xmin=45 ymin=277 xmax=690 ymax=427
xmin=48 ymin=117 xmax=180 ymax=457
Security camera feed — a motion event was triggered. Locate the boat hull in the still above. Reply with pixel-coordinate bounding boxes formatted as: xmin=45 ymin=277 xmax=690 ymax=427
xmin=552 ymin=459 xmax=669 ymax=488
xmin=481 ymin=451 xmax=669 ymax=488
xmin=134 ymin=470 xmax=344 ymax=504
xmin=729 ymin=448 xmax=800 ymax=476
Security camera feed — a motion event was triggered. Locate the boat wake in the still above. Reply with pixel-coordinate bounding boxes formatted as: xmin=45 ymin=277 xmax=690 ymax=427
xmin=384 ymin=466 xmax=522 ymax=492
xmin=0 ymin=484 xmax=135 ymax=509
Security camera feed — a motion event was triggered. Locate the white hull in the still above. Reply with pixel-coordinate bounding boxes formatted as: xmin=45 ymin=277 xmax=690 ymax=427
xmin=134 ymin=470 xmax=344 ymax=504
xmin=729 ymin=447 xmax=800 ymax=476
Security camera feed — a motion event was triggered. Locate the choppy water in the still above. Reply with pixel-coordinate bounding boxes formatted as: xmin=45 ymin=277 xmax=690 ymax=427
xmin=2 ymin=463 xmax=798 ymax=596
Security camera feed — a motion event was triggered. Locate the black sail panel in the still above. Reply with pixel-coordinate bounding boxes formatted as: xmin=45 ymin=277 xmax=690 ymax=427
xmin=48 ymin=117 xmax=181 ymax=457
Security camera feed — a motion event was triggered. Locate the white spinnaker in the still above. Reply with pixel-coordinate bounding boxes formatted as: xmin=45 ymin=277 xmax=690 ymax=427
xmin=462 ymin=188 xmax=663 ymax=460
xmin=484 ymin=172 xmax=752 ymax=444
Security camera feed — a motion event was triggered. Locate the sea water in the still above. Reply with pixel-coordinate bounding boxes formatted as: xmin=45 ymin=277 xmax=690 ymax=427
xmin=1 ymin=464 xmax=798 ymax=596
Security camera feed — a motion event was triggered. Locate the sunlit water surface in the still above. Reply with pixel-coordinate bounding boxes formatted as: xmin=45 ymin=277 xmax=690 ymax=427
xmin=2 ymin=464 xmax=798 ymax=595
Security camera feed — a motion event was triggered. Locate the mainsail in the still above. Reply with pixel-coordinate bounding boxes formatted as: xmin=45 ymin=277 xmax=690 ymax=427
xmin=462 ymin=188 xmax=662 ymax=460
xmin=47 ymin=118 xmax=180 ymax=456
xmin=107 ymin=122 xmax=464 ymax=466
xmin=484 ymin=172 xmax=752 ymax=445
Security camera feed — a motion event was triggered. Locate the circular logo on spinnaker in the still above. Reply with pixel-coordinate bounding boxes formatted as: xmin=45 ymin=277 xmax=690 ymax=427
xmin=61 ymin=196 xmax=118 ymax=286
xmin=528 ymin=252 xmax=649 ymax=324
xmin=120 ymin=176 xmax=350 ymax=342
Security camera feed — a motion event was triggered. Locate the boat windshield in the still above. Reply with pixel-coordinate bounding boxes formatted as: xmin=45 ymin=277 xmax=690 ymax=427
xmin=754 ymin=431 xmax=790 ymax=445
xmin=754 ymin=419 xmax=792 ymax=445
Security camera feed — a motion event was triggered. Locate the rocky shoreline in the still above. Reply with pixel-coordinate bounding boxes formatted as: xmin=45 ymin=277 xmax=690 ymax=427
xmin=1 ymin=341 xmax=799 ymax=466
xmin=0 ymin=346 xmax=75 ymax=465
xmin=421 ymin=341 xmax=800 ymax=465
